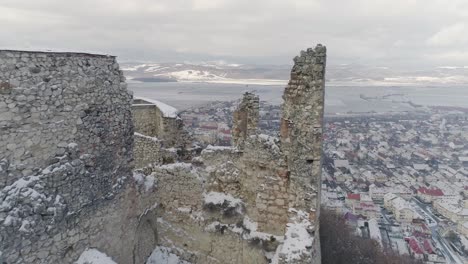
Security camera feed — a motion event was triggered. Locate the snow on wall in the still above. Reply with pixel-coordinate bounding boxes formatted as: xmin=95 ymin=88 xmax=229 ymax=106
xmin=203 ymin=191 xmax=243 ymax=208
xmin=146 ymin=246 xmax=191 ymax=264
xmin=75 ymin=248 xmax=117 ymax=264
xmin=272 ymin=209 xmax=315 ymax=264
xmin=134 ymin=96 xmax=178 ymax=118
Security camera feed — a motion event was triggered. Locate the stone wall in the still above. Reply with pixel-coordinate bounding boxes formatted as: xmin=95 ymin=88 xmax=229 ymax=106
xmin=131 ymin=45 xmax=326 ymax=264
xmin=133 ymin=98 xmax=190 ymax=148
xmin=0 ymin=50 xmax=135 ymax=263
xmin=0 ymin=51 xmax=133 ymax=188
xmin=132 ymin=103 xmax=163 ymax=138
xmin=232 ymin=92 xmax=259 ymax=148
xmin=280 ymin=45 xmax=326 ymax=263
xmin=133 ymin=133 xmax=178 ymax=168
xmin=132 ymin=98 xmax=193 ymax=168
xmin=0 ymin=46 xmax=325 ymax=264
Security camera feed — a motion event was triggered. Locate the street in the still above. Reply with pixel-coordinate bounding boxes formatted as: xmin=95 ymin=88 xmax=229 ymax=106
xmin=411 ymin=198 xmax=463 ymax=264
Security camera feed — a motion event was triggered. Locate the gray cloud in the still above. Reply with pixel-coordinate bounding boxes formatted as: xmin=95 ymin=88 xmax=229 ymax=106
xmin=1 ymin=0 xmax=467 ymax=68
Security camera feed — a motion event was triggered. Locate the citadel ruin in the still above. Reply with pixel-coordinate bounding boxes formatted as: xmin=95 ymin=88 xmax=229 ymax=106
xmin=0 ymin=45 xmax=326 ymax=263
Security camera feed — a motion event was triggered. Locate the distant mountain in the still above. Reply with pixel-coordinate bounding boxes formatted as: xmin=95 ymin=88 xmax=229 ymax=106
xmin=120 ymin=61 xmax=468 ymax=86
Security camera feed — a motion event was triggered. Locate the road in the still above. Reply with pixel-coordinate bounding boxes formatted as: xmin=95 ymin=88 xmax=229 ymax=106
xmin=379 ymin=208 xmax=392 ymax=250
xmin=411 ymin=198 xmax=463 ymax=264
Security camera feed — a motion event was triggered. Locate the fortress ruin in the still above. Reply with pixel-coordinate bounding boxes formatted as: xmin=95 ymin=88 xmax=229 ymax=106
xmin=0 ymin=45 xmax=326 ymax=264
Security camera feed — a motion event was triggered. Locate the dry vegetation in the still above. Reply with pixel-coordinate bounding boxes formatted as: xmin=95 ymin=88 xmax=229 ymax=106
xmin=320 ymin=208 xmax=423 ymax=264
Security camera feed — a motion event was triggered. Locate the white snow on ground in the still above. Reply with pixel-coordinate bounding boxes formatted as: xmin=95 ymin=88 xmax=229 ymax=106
xmin=134 ymin=132 xmax=160 ymax=142
xmin=146 ymin=246 xmax=191 ymax=264
xmin=273 ymin=209 xmax=314 ymax=262
xmin=236 ymin=216 xmax=283 ymax=241
xmin=205 ymin=216 xmax=283 ymax=242
xmin=203 ymin=78 xmax=287 ymax=86
xmin=158 ymin=162 xmax=193 ymax=170
xmin=154 ymin=70 xmax=227 ymax=81
xmin=461 ymin=235 xmax=468 ymax=250
xmin=368 ymin=218 xmax=383 ymax=247
xmin=134 ymin=96 xmax=178 ymax=118
xmin=254 ymin=134 xmax=280 ymax=152
xmin=121 ymin=64 xmax=150 ymax=71
xmin=133 ymin=171 xmax=157 ymax=192
xmin=75 ymin=248 xmax=117 ymax=264
xmin=203 ymin=192 xmax=243 ymax=208
xmin=201 ymin=145 xmax=236 ymax=154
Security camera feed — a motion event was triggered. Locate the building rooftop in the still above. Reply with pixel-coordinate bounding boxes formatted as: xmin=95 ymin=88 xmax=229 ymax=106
xmin=418 ymin=187 xmax=444 ymax=196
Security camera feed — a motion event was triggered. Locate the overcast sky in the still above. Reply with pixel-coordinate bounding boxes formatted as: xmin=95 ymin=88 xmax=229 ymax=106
xmin=1 ymin=0 xmax=467 ymax=68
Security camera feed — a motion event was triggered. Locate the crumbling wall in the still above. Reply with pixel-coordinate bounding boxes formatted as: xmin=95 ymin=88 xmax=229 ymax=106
xmin=134 ymin=133 xmax=178 ymax=168
xmin=134 ymin=45 xmax=326 ymax=264
xmin=0 ymin=46 xmax=325 ymax=264
xmin=133 ymin=163 xmax=269 ymax=264
xmin=133 ymin=98 xmax=192 ymax=168
xmin=0 ymin=50 xmax=138 ymax=263
xmin=281 ymin=46 xmax=326 ymax=212
xmin=202 ymin=138 xmax=289 ymax=235
xmin=132 ymin=103 xmax=163 ymax=138
xmin=279 ymin=45 xmax=326 ymax=264
xmin=232 ymin=92 xmax=259 ymax=147
xmin=133 ymin=99 xmax=190 ymax=148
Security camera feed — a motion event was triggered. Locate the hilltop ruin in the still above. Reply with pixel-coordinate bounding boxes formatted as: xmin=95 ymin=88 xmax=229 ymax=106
xmin=0 ymin=45 xmax=326 ymax=264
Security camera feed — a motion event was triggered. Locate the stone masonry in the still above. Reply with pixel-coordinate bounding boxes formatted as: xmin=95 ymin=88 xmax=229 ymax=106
xmin=132 ymin=45 xmax=326 ymax=264
xmin=0 ymin=45 xmax=326 ymax=264
xmin=132 ymin=98 xmax=192 ymax=168
xmin=279 ymin=45 xmax=326 ymax=264
xmin=232 ymin=92 xmax=260 ymax=148
xmin=0 ymin=50 xmax=136 ymax=263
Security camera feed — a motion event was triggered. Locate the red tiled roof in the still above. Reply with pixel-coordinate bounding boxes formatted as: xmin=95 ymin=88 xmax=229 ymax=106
xmin=418 ymin=187 xmax=444 ymax=196
xmin=423 ymin=239 xmax=434 ymax=254
xmin=408 ymin=237 xmax=424 ymax=254
xmin=347 ymin=193 xmax=361 ymax=200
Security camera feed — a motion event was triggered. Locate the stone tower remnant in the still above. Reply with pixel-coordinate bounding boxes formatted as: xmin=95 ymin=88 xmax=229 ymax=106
xmin=278 ymin=45 xmax=326 ymax=263
xmin=281 ymin=45 xmax=326 ymax=212
xmin=232 ymin=92 xmax=260 ymax=147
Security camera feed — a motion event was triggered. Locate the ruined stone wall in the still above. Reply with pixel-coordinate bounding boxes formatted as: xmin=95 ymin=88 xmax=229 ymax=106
xmin=0 ymin=50 xmax=135 ymax=263
xmin=202 ymin=139 xmax=289 ymax=235
xmin=281 ymin=45 xmax=325 ymax=214
xmin=132 ymin=104 xmax=163 ymax=138
xmin=139 ymin=44 xmax=327 ymax=263
xmin=280 ymin=45 xmax=326 ymax=263
xmin=134 ymin=133 xmax=178 ymax=168
xmin=133 ymin=100 xmax=190 ymax=148
xmin=133 ymin=162 xmax=270 ymax=264
xmin=0 ymin=46 xmax=325 ymax=264
xmin=232 ymin=92 xmax=259 ymax=147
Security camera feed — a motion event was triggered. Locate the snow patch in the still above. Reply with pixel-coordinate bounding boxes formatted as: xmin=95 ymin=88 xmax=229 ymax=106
xmin=154 ymin=70 xmax=227 ymax=82
xmin=203 ymin=192 xmax=242 ymax=208
xmin=252 ymin=134 xmax=280 ymax=152
xmin=75 ymin=248 xmax=117 ymax=264
xmin=275 ymin=209 xmax=314 ymax=262
xmin=133 ymin=171 xmax=157 ymax=192
xmin=134 ymin=96 xmax=178 ymax=118
xmin=201 ymin=145 xmax=236 ymax=154
xmin=157 ymin=162 xmax=193 ymax=171
xmin=146 ymin=246 xmax=191 ymax=264
xmin=134 ymin=132 xmax=160 ymax=142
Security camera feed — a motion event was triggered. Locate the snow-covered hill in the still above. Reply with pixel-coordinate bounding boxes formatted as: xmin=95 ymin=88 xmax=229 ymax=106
xmin=120 ymin=61 xmax=468 ymax=86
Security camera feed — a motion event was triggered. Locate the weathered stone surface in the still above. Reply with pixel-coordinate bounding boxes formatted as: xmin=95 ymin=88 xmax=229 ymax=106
xmin=132 ymin=45 xmax=326 ymax=264
xmin=232 ymin=92 xmax=259 ymax=148
xmin=0 ymin=46 xmax=325 ymax=264
xmin=279 ymin=45 xmax=326 ymax=264
xmin=0 ymin=50 xmax=135 ymax=264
